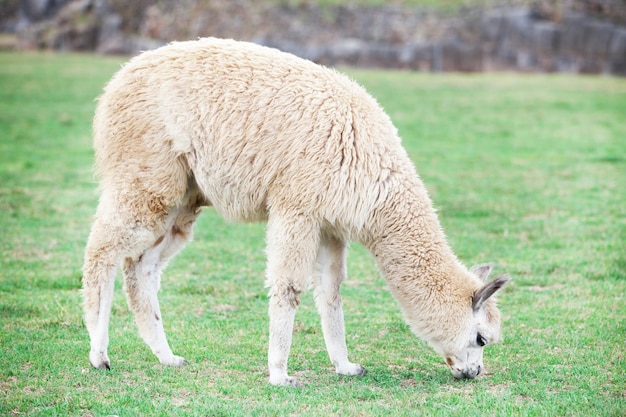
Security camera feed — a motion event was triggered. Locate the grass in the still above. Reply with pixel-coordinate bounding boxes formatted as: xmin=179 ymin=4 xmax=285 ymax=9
xmin=0 ymin=51 xmax=624 ymax=416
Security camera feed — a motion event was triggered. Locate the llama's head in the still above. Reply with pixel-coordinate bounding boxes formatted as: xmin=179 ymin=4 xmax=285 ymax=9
xmin=429 ymin=264 xmax=509 ymax=379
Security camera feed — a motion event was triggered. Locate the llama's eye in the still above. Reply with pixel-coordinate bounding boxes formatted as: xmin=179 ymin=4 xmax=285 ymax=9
xmin=476 ymin=333 xmax=487 ymax=347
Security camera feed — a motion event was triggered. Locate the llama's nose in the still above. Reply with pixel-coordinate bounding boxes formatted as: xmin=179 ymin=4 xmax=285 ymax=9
xmin=462 ymin=366 xmax=481 ymax=379
xmin=462 ymin=369 xmax=477 ymax=379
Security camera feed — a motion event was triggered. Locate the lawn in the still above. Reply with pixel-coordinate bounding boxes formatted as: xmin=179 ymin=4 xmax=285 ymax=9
xmin=0 ymin=51 xmax=624 ymax=416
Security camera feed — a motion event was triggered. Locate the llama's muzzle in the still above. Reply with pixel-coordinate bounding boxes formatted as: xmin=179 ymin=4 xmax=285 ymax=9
xmin=446 ymin=355 xmax=483 ymax=379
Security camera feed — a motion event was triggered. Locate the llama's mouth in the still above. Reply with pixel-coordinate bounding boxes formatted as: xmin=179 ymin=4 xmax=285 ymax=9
xmin=446 ymin=357 xmax=482 ymax=379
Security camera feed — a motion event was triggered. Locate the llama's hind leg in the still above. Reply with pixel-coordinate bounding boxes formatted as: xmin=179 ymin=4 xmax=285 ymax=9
xmin=123 ymin=202 xmax=201 ymax=367
xmin=82 ymin=210 xmax=155 ymax=370
xmin=122 ymin=241 xmax=187 ymax=367
xmin=313 ymin=236 xmax=366 ymax=377
xmin=83 ymin=217 xmax=120 ymax=370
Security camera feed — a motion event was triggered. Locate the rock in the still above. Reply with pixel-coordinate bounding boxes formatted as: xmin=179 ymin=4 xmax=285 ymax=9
xmin=2 ymin=0 xmax=626 ymax=75
xmin=533 ymin=22 xmax=560 ymax=71
xmin=20 ymin=0 xmax=71 ymax=22
xmin=583 ymin=20 xmax=615 ymax=58
xmin=441 ymin=39 xmax=483 ymax=72
xmin=608 ymin=28 xmax=626 ymax=74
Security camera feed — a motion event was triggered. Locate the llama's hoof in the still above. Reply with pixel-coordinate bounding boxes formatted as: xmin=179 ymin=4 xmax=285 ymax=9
xmin=90 ymin=351 xmax=111 ymax=370
xmin=95 ymin=361 xmax=111 ymax=370
xmin=336 ymin=362 xmax=367 ymax=376
xmin=161 ymin=355 xmax=189 ymax=367
xmin=354 ymin=365 xmax=367 ymax=376
xmin=269 ymin=375 xmax=301 ymax=387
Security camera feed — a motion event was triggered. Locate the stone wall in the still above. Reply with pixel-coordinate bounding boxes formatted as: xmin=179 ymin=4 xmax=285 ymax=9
xmin=3 ymin=0 xmax=626 ymax=75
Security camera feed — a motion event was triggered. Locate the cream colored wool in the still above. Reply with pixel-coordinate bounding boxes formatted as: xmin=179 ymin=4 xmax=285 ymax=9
xmin=83 ymin=37 xmax=509 ymax=386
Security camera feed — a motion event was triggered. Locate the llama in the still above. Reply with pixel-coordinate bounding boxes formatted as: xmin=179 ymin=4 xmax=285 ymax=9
xmin=82 ymin=37 xmax=509 ymax=386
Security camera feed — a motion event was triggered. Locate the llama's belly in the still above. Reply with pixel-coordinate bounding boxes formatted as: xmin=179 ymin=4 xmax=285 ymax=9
xmin=186 ymin=150 xmax=274 ymax=223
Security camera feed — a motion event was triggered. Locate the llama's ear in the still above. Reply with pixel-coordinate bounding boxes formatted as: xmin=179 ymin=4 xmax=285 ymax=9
xmin=472 ymin=275 xmax=510 ymax=311
xmin=470 ymin=263 xmax=493 ymax=282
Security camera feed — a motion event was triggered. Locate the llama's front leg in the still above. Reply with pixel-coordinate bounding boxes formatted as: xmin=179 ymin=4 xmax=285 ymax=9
xmin=268 ymin=292 xmax=300 ymax=386
xmin=314 ymin=236 xmax=366 ymax=376
xmin=123 ymin=239 xmax=187 ymax=367
xmin=265 ymin=213 xmax=320 ymax=386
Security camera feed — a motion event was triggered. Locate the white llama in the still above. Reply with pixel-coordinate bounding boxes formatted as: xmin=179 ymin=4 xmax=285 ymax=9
xmin=82 ymin=37 xmax=509 ymax=386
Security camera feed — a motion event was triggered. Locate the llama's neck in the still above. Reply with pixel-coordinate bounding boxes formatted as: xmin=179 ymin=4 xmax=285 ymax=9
xmin=362 ymin=177 xmax=455 ymax=283
xmin=360 ymin=175 xmax=477 ymax=337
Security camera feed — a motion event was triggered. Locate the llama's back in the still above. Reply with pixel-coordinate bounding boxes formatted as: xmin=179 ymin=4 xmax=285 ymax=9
xmin=94 ymin=38 xmax=411 ymax=235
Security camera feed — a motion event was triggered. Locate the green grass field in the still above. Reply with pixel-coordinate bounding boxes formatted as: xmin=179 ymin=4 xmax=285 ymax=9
xmin=0 ymin=51 xmax=624 ymax=416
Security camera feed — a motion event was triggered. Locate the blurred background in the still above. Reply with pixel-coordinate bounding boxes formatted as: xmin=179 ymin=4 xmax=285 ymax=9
xmin=1 ymin=0 xmax=625 ymax=74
